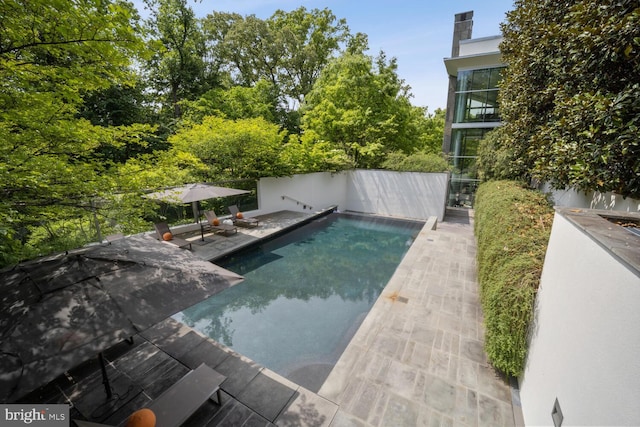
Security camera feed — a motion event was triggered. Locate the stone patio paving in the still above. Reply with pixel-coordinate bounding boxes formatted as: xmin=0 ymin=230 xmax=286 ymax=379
xmin=319 ymin=212 xmax=517 ymax=426
xmin=16 ymin=209 xmax=518 ymax=426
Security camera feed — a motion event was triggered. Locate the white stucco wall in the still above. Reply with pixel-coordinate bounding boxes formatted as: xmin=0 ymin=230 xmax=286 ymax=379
xmin=459 ymin=35 xmax=503 ymax=56
xmin=257 ymin=172 xmax=348 ymax=214
xmin=345 ymin=170 xmax=448 ymax=221
xmin=256 ymin=170 xmax=448 ymax=221
xmin=542 ymin=183 xmax=640 ymax=212
xmin=520 ymin=213 xmax=640 ymax=426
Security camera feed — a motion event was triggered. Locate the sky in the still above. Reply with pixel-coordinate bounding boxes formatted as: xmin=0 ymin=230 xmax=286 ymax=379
xmin=133 ymin=0 xmax=514 ymax=111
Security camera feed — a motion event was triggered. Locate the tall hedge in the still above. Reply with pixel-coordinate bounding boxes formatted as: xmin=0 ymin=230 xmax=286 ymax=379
xmin=474 ymin=180 xmax=554 ymax=376
xmin=499 ymin=0 xmax=640 ymax=198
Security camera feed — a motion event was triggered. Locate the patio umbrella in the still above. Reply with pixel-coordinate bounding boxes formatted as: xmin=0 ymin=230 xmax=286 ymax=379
xmin=0 ymin=235 xmax=243 ymax=403
xmin=145 ymin=183 xmax=250 ymax=222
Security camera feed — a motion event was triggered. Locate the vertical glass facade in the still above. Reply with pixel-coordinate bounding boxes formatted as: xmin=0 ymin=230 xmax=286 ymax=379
xmin=448 ymin=67 xmax=504 ymax=207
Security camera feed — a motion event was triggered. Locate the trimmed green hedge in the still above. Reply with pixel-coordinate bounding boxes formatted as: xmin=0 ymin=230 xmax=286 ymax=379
xmin=474 ymin=180 xmax=554 ymax=376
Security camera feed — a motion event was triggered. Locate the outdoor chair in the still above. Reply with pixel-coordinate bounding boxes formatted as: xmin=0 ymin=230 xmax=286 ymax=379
xmin=227 ymin=205 xmax=260 ymax=228
xmin=153 ymin=222 xmax=192 ymax=250
xmin=201 ymin=210 xmax=237 ymax=240
xmin=73 ymin=363 xmax=226 ymax=427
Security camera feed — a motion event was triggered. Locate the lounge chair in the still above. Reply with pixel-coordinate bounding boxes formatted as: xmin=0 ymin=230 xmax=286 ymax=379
xmin=154 ymin=222 xmax=192 ymax=250
xmin=227 ymin=205 xmax=259 ymax=228
xmin=74 ymin=363 xmax=226 ymax=427
xmin=201 ymin=210 xmax=237 ymax=240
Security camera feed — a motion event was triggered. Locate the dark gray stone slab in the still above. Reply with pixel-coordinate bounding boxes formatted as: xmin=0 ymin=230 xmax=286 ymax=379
xmin=101 ymin=389 xmax=151 ymax=426
xmin=215 ymin=354 xmax=261 ymax=397
xmin=111 ymin=341 xmax=161 ymax=375
xmin=71 ymin=366 xmax=142 ymax=423
xmin=183 ymin=400 xmax=221 ymax=427
xmin=126 ymin=350 xmax=175 ymax=383
xmin=156 ymin=330 xmax=205 ymax=359
xmin=139 ymin=318 xmax=184 ymax=344
xmin=237 ymin=372 xmax=297 ymax=422
xmin=243 ymin=412 xmax=276 ymax=427
xmin=206 ymin=398 xmax=254 ymax=426
xmin=559 ymin=208 xmax=640 ymax=277
xmin=180 ymin=340 xmax=231 ymax=370
xmin=140 ymin=360 xmax=190 ymax=399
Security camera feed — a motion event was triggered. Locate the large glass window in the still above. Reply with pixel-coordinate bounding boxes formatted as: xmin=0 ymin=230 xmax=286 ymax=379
xmin=447 ymin=128 xmax=494 ymax=207
xmin=453 ymin=67 xmax=504 ymax=123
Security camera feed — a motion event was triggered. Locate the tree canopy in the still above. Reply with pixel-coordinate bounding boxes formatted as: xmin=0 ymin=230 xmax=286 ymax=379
xmin=0 ymin=0 xmax=446 ymax=266
xmin=0 ymin=0 xmax=150 ymax=263
xmin=302 ymin=52 xmax=439 ymax=168
xmin=493 ymin=0 xmax=640 ymax=198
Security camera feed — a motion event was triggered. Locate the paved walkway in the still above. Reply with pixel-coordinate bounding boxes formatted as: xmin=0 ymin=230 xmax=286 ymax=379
xmin=319 ymin=214 xmax=516 ymax=426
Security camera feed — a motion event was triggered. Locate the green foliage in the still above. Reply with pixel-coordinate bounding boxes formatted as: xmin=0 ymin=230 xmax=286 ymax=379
xmin=170 ymin=116 xmax=287 ymax=179
xmin=0 ymin=0 xmax=150 ymax=266
xmin=302 ymin=52 xmax=433 ymax=168
xmin=381 ymin=151 xmax=450 ymax=173
xmin=181 ymin=80 xmax=279 ymax=123
xmin=144 ymin=0 xmax=218 ymax=119
xmin=207 ymin=7 xmax=351 ymax=105
xmin=418 ymin=108 xmax=446 ymax=153
xmin=280 ymin=132 xmax=354 ymax=174
xmin=474 ymin=180 xmax=554 ymax=376
xmin=500 ymin=0 xmax=640 ymax=198
xmin=476 ymin=128 xmax=519 ymax=181
xmin=0 ymin=1 xmax=448 ymax=266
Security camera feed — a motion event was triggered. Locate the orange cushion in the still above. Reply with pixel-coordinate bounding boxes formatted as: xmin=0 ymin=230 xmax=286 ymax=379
xmin=126 ymin=408 xmax=156 ymax=427
xmin=236 ymin=212 xmax=244 ymax=219
xmin=162 ymin=232 xmax=173 ymax=241
xmin=211 ymin=218 xmax=220 ymax=226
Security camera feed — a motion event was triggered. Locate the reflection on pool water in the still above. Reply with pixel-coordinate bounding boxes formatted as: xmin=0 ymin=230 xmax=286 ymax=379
xmin=174 ymin=212 xmax=423 ymax=391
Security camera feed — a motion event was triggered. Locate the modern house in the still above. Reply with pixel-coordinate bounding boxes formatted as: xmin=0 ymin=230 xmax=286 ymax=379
xmin=442 ymin=11 xmax=505 ymax=207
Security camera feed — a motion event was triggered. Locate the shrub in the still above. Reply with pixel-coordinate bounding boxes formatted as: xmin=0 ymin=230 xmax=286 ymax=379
xmin=381 ymin=151 xmax=451 ymax=173
xmin=474 ymin=180 xmax=554 ymax=376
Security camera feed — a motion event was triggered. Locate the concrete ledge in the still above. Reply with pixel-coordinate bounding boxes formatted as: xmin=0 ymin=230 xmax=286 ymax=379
xmin=557 ymin=207 xmax=640 ymax=277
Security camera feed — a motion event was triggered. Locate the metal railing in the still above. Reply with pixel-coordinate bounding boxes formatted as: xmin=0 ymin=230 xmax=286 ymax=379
xmin=281 ymin=195 xmax=313 ymax=210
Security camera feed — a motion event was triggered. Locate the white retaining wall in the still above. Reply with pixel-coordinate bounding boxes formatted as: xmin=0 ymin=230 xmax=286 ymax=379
xmin=542 ymin=183 xmax=640 ymax=212
xmin=345 ymin=170 xmax=448 ymax=221
xmin=257 ymin=172 xmax=348 ymax=215
xmin=519 ymin=212 xmax=640 ymax=426
xmin=256 ymin=170 xmax=448 ymax=221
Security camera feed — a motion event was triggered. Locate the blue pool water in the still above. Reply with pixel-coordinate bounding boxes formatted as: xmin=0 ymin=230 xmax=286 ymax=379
xmin=175 ymin=212 xmax=423 ymax=391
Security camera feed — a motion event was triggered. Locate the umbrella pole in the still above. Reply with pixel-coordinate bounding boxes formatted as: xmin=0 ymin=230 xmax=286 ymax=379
xmin=192 ymin=201 xmax=200 ymax=223
xmin=98 ymin=352 xmax=113 ymax=399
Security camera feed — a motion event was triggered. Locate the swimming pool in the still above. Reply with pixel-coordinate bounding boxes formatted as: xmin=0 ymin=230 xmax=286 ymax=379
xmin=175 ymin=212 xmax=424 ymax=391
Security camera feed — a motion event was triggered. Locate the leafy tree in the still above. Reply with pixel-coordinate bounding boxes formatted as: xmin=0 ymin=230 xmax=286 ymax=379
xmin=279 ymin=132 xmax=354 ymax=174
xmin=181 ymin=79 xmax=280 ymax=123
xmin=144 ymin=0 xmax=219 ymax=119
xmin=498 ymin=0 xmax=640 ymax=198
xmin=0 ymin=0 xmax=148 ymax=264
xmin=476 ymin=128 xmax=517 ymax=181
xmin=203 ymin=7 xmax=352 ymax=131
xmin=301 ymin=52 xmax=430 ymax=168
xmin=269 ymin=7 xmax=351 ymax=105
xmin=381 ymin=151 xmax=450 ymax=173
xmin=79 ymin=82 xmax=150 ymax=127
xmin=419 ymin=108 xmax=446 ymax=153
xmin=169 ymin=116 xmax=287 ymax=180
